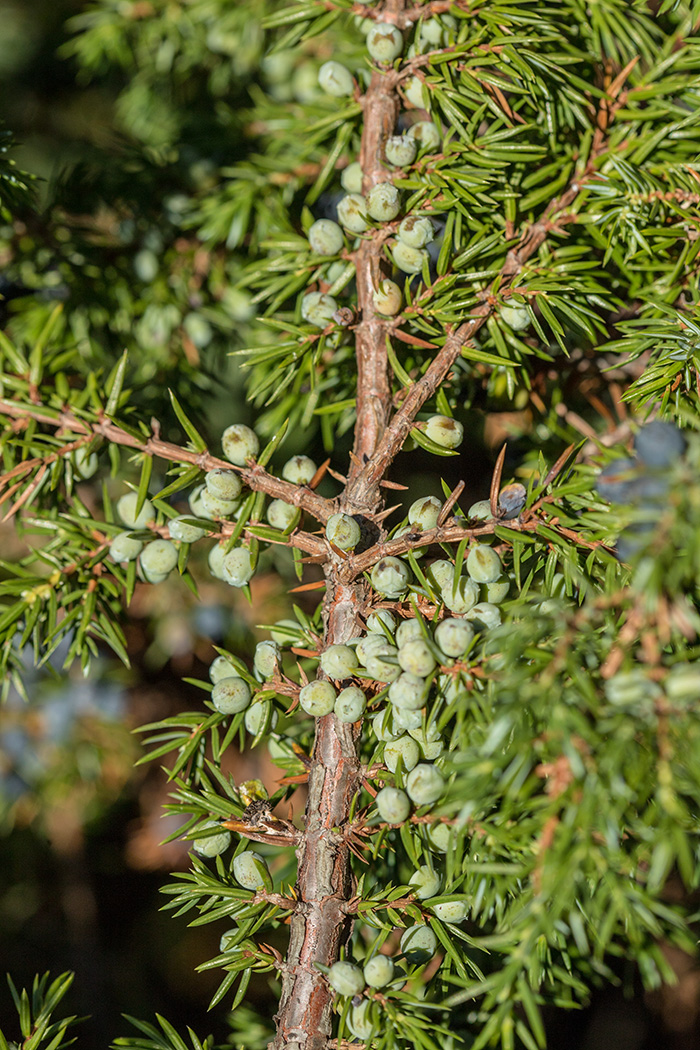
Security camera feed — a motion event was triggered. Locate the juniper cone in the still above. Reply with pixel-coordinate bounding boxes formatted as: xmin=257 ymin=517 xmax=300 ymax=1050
xmin=3 ymin=2 xmax=700 ymax=1050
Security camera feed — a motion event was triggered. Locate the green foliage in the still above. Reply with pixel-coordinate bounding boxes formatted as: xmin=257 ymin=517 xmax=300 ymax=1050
xmin=3 ymin=0 xmax=700 ymax=1048
xmin=0 ymin=971 xmax=81 ymax=1050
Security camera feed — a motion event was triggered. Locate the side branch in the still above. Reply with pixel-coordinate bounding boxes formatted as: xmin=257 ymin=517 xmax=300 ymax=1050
xmin=351 ymin=163 xmax=598 ymax=496
xmin=0 ymin=399 xmax=335 ymax=524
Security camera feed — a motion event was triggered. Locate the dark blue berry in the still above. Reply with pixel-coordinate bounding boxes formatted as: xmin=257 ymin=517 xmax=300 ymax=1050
xmin=633 ymin=421 xmax=686 ymax=468
xmin=596 ymin=458 xmax=638 ymax=503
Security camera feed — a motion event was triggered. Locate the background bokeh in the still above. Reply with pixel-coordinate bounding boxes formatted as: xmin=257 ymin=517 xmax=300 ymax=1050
xmin=0 ymin=1 xmax=699 ymax=1046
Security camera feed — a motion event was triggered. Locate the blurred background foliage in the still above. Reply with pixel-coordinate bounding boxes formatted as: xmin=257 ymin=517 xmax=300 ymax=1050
xmin=1 ymin=0 xmax=699 ymax=1047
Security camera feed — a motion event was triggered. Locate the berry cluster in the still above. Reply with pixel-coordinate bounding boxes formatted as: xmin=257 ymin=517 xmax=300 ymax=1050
xmin=595 ymin=419 xmax=687 ymax=561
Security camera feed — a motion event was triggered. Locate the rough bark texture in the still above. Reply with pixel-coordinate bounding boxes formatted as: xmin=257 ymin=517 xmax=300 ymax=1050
xmin=271 ymin=5 xmax=408 ymax=1046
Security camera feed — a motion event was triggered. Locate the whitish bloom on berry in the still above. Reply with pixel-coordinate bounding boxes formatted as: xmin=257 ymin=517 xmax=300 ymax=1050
xmin=206 ymin=468 xmax=242 ymax=501
xmin=326 ymin=512 xmax=361 ymax=550
xmin=117 ymin=492 xmax=155 ymax=529
xmin=222 ymin=423 xmax=259 ymax=465
xmin=193 ymin=822 xmax=231 ymax=857
xmin=282 ymin=454 xmax=317 ymax=485
xmin=367 ymin=182 xmax=401 ymax=222
xmin=376 ymin=786 xmax=411 ymax=824
xmin=299 ymin=680 xmax=337 ymax=717
xmin=367 ymin=23 xmax=404 ymax=62
xmin=337 ymin=193 xmax=369 ymax=234
xmin=222 ymin=547 xmax=254 ymax=587
xmin=301 ymin=292 xmax=337 ymax=328
xmin=372 ymin=279 xmax=402 ymax=316
xmin=385 ymin=134 xmax=417 ymax=167
xmin=308 ymin=218 xmax=344 ymax=255
xmin=424 ymin=415 xmax=464 ymax=449
xmin=371 ymin=556 xmax=410 ymax=597
xmin=140 ymin=539 xmax=178 ymax=581
xmin=211 ymin=676 xmax=252 ymax=714
xmin=267 ymin=499 xmax=299 ymax=531
xmin=398 ymin=215 xmax=434 ymax=248
xmin=233 ymin=850 xmax=268 ymax=890
xmin=327 ymin=961 xmax=364 ymax=996
xmin=340 ymin=162 xmax=363 ymax=194
xmin=407 ymin=121 xmax=441 ymax=150
xmin=109 ymin=531 xmax=143 ymax=563
xmin=168 ymin=517 xmax=207 ymax=543
xmin=318 ymin=60 xmax=355 ymax=97
xmin=393 ymin=240 xmax=428 ymax=274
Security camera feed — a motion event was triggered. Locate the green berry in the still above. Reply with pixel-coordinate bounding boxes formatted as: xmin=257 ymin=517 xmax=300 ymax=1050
xmin=371 ymin=708 xmax=401 ymax=741
xmin=385 ymin=134 xmax=417 ymax=167
xmin=328 ymin=961 xmax=364 ymax=996
xmin=409 ymin=723 xmax=444 ymax=760
xmin=408 ymin=864 xmax=442 ymax=899
xmin=366 ymin=609 xmax=396 ymax=634
xmin=435 ymin=618 xmax=474 ymax=658
xmin=301 ymin=292 xmax=337 ymax=328
xmin=400 ymin=924 xmax=437 ymax=963
xmin=222 ymin=424 xmax=259 ymax=466
xmin=404 ymin=76 xmax=427 ymax=108
xmin=398 ymin=215 xmax=434 ymax=248
xmin=347 ymin=1001 xmax=374 ymax=1040
xmin=254 ymin=640 xmax=280 ymax=679
xmin=394 ymin=523 xmax=427 ymax=558
xmin=426 ymin=559 xmax=455 ymax=591
xmin=334 ymin=685 xmax=366 ymax=723
xmin=427 ymin=822 xmax=452 ymax=852
xmin=233 ymin=850 xmax=268 ymax=891
xmin=140 ymin=539 xmax=178 ymax=581
xmin=206 ymin=469 xmax=242 ymax=501
xmin=364 ymin=646 xmax=401 ymax=682
xmin=117 ymin=492 xmax=155 ymax=529
xmin=356 ymin=632 xmax=390 ymax=665
xmin=244 ymin=701 xmax=279 ymax=735
xmin=372 ymin=279 xmax=403 ymax=316
xmin=384 ymin=734 xmax=421 ymax=772
xmin=74 ymin=446 xmax=98 ymax=479
xmin=267 ymin=499 xmax=299 ymax=531
xmin=376 ymin=786 xmax=411 ymax=824
xmin=407 ymin=121 xmax=441 ymax=151
xmin=367 ymin=23 xmax=403 ymax=62
xmin=189 ymin=485 xmax=208 ymax=517
xmin=441 ymin=576 xmax=479 ymax=614
xmin=363 ymin=955 xmax=394 ymax=988
xmin=208 ymin=543 xmax=227 ymax=580
xmin=210 ymin=654 xmax=238 ymax=684
xmin=318 ymin=60 xmax=355 ymax=97
xmin=501 ymin=302 xmax=530 ymax=330
xmin=282 ymin=455 xmax=317 ymax=485
xmin=424 ymin=415 xmax=463 ymax=449
xmin=371 ymin=556 xmax=410 ymax=597
xmin=320 ymin=644 xmax=359 ymax=679
xmin=465 ymin=602 xmax=502 ymax=631
xmin=398 ymin=639 xmax=436 ymax=677
xmin=193 ymin=821 xmax=231 ymax=857
xmin=486 ymin=577 xmax=511 ymax=604
xmin=406 ymin=763 xmax=445 ymax=805
xmin=392 ymin=240 xmax=428 ymax=274
xmin=408 ymin=495 xmax=442 ymax=529
xmin=308 ymin=218 xmax=344 ymax=255
xmin=467 ymin=499 xmax=492 ymax=520
xmin=367 ymin=182 xmax=401 ymax=222
xmin=432 ymin=900 xmax=468 ymax=924
xmin=395 ymin=618 xmax=423 ymax=648
xmin=168 ymin=516 xmax=207 ymax=543
xmin=219 ymin=928 xmax=237 ymax=953
xmin=604 ymin=670 xmax=659 ymax=706
xmin=393 ymin=705 xmax=423 ymax=731
xmin=466 ymin=544 xmax=502 ymax=584
xmin=200 ymin=489 xmax=239 ymax=519
xmin=222 ymin=547 xmax=254 ymax=587
xmin=341 ymin=162 xmax=363 ymax=194
xmin=389 ymin=672 xmax=426 ymax=710
xmin=211 ymin=676 xmax=252 ymax=714
xmin=299 ymin=680 xmax=337 ymax=717
xmin=109 ymin=531 xmax=143 ymax=563
xmin=337 ymin=193 xmax=369 ymax=234
xmin=326 ymin=512 xmax=361 ymax=550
